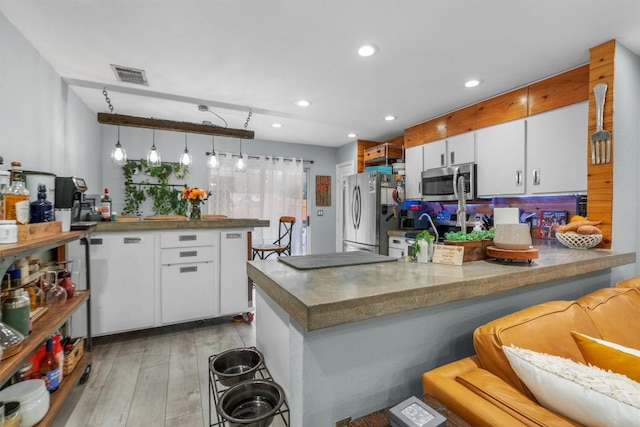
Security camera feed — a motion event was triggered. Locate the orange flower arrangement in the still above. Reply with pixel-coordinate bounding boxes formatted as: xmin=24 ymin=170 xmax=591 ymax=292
xmin=181 ymin=187 xmax=210 ymax=202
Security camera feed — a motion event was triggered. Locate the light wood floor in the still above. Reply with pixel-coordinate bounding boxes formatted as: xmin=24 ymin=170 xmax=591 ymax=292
xmin=50 ymin=316 xmax=285 ymax=427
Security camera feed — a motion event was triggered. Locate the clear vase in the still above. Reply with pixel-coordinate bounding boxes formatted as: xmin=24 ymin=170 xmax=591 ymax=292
xmin=187 ymin=201 xmax=201 ymax=220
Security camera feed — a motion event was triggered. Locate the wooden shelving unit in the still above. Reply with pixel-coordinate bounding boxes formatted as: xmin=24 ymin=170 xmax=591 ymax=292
xmin=0 ymin=229 xmax=94 ymax=426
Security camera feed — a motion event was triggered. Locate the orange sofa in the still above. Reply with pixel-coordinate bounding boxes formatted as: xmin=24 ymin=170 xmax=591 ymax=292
xmin=422 ymin=284 xmax=640 ymax=426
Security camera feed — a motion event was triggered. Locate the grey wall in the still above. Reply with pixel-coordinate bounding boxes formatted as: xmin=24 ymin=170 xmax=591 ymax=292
xmin=0 ymin=13 xmax=101 ymax=185
xmin=101 ymin=125 xmax=340 ymax=254
xmin=337 ymin=140 xmax=357 ymax=165
xmin=611 ymin=43 xmax=640 ymax=282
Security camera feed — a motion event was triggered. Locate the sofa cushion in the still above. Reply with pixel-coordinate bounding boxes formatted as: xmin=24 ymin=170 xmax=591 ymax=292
xmin=503 ymin=345 xmax=640 ymax=427
xmin=456 ymin=368 xmax=581 ymax=427
xmin=577 ymin=287 xmax=640 ymax=349
xmin=571 ymin=331 xmax=640 ymax=382
xmin=474 ymin=300 xmax=600 ymax=396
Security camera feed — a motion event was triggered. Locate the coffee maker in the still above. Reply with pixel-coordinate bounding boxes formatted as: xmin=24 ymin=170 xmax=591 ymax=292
xmin=54 ymin=177 xmax=88 ymax=224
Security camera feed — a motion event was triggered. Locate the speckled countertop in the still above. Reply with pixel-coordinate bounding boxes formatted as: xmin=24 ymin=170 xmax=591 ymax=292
xmin=93 ymin=218 xmax=269 ymax=232
xmin=247 ymin=245 xmax=635 ymax=331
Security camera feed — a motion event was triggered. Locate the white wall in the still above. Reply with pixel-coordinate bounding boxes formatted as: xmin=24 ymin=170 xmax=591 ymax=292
xmin=0 ymin=13 xmax=101 ymax=186
xmin=611 ymin=42 xmax=640 ymax=282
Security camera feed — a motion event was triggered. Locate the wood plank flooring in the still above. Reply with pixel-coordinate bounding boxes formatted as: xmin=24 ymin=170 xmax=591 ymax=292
xmin=50 ymin=316 xmax=285 ymax=427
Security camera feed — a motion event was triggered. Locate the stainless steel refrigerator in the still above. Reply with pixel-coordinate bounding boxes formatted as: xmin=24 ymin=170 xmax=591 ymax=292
xmin=343 ymin=172 xmax=399 ymax=255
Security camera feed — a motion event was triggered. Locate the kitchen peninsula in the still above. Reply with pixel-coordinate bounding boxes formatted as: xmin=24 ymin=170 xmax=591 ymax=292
xmin=247 ymin=246 xmax=635 ymax=426
xmin=67 ymin=218 xmax=268 ymax=337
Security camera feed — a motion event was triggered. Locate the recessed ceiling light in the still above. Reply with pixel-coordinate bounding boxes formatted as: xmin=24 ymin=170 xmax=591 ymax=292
xmin=465 ymin=79 xmax=481 ymax=88
xmin=348 ymin=133 xmax=358 ymax=138
xmin=384 ymin=115 xmax=396 ymax=121
xmin=296 ymin=100 xmax=311 ymax=107
xmin=357 ymin=44 xmax=377 ymax=57
xmin=272 ymin=123 xmax=282 ymax=128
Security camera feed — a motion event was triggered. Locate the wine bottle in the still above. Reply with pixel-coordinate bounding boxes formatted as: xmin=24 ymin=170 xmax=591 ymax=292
xmin=40 ymin=338 xmax=61 ymax=391
xmin=101 ymin=188 xmax=112 ymax=221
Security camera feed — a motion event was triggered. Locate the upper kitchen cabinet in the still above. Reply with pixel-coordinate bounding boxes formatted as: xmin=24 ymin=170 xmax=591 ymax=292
xmin=423 ymin=132 xmax=475 ymax=171
xmin=476 ymin=119 xmax=526 ymax=197
xmin=526 ymin=101 xmax=588 ymax=194
xmin=404 ymin=145 xmax=423 ymax=199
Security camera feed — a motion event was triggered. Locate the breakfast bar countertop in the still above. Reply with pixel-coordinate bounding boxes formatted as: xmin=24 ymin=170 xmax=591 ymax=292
xmin=247 ymin=245 xmax=635 ymax=331
xmin=93 ymin=218 xmax=269 ymax=232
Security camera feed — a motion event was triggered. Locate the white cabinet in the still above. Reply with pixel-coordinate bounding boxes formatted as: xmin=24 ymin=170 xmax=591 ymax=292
xmin=476 ymin=119 xmax=526 ymax=197
xmin=526 ymin=102 xmax=588 ymax=194
xmin=220 ymin=230 xmax=250 ymax=315
xmin=422 ymin=139 xmax=447 ymax=170
xmin=160 ymin=230 xmax=218 ymax=325
xmin=404 ymin=145 xmax=424 ymax=199
xmin=423 ymin=133 xmax=475 ymax=171
xmin=69 ymin=232 xmax=156 ymax=336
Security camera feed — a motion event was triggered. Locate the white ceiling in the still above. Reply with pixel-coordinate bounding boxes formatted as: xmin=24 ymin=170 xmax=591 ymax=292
xmin=1 ymin=0 xmax=639 ymax=148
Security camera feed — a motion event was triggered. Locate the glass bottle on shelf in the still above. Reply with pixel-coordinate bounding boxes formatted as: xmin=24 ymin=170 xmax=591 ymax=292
xmin=40 ymin=338 xmax=61 ymax=391
xmin=30 ymin=183 xmax=54 ymax=223
xmin=45 ymin=270 xmax=67 ymax=309
xmin=0 ymin=168 xmax=10 ymax=220
xmin=101 ymin=188 xmax=112 ymax=221
xmin=5 ymin=161 xmax=30 ymax=224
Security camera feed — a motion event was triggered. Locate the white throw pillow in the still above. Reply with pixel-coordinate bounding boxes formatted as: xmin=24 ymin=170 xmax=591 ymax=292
xmin=503 ymin=344 xmax=640 ymax=427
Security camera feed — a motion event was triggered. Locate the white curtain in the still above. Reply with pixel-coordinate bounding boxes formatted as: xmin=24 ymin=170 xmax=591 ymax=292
xmin=207 ymin=152 xmax=304 ymax=254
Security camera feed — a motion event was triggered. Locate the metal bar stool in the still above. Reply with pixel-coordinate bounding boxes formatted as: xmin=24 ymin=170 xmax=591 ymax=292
xmin=252 ymin=216 xmax=296 ymax=259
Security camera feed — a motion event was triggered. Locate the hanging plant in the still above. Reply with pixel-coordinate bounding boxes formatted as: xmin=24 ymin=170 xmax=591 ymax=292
xmin=121 ymin=160 xmax=190 ymax=216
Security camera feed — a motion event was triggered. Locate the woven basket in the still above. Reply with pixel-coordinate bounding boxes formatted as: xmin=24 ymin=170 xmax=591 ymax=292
xmin=63 ymin=338 xmax=84 ymax=376
xmin=556 ymin=232 xmax=602 ymax=249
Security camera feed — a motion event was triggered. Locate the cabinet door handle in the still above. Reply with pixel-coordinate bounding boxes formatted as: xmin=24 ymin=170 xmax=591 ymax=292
xmin=123 ymin=237 xmax=142 ymax=244
xmin=392 ymin=239 xmax=401 ymax=244
xmin=180 ymin=266 xmax=198 ymax=273
xmin=533 ymin=169 xmax=541 ymax=185
xmin=80 ymin=238 xmax=102 ymax=245
xmin=440 ymin=153 xmax=445 ymax=167
xmin=178 ymin=235 xmax=197 ymax=241
xmin=226 ymin=233 xmax=241 ymax=239
xmin=450 ymin=151 xmax=455 ymax=165
xmin=180 ymin=250 xmax=198 ymax=258
xmin=516 ymin=170 xmax=523 ymax=186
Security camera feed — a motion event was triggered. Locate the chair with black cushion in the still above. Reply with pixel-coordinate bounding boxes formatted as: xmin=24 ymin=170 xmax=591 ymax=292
xmin=252 ymin=216 xmax=296 ymax=259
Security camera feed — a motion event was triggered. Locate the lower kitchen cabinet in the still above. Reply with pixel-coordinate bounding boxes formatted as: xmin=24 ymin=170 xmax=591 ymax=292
xmin=161 ymin=261 xmax=216 ymax=324
xmin=69 ymin=232 xmax=156 ymax=336
xmin=220 ymin=229 xmax=250 ymax=315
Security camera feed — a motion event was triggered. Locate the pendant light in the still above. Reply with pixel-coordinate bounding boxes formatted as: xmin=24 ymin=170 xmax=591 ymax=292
xmin=179 ymin=133 xmax=193 ymax=167
xmin=207 ymin=135 xmax=218 ymax=169
xmin=147 ymin=129 xmax=161 ymax=166
xmin=235 ymin=138 xmax=246 ymax=172
xmin=110 ymin=126 xmax=127 ymax=165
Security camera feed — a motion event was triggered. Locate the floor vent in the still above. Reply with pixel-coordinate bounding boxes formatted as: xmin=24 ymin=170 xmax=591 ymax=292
xmin=111 ymin=65 xmax=148 ymax=86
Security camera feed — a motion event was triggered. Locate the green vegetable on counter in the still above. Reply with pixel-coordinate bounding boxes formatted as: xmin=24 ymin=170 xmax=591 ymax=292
xmin=444 ymin=228 xmax=495 ymax=241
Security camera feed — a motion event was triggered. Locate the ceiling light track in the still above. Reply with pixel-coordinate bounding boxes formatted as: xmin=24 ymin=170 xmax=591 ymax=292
xmin=97 ymin=113 xmax=254 ymax=139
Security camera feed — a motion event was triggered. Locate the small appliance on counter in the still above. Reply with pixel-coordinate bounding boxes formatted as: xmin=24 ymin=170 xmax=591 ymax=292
xmin=399 ymin=205 xmax=431 ymax=230
xmin=54 ymin=176 xmax=95 ymax=229
xmin=23 ymin=170 xmax=56 ymax=206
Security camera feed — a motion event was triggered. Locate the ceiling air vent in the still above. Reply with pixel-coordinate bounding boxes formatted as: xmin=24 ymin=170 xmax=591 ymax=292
xmin=111 ymin=64 xmax=148 ymax=86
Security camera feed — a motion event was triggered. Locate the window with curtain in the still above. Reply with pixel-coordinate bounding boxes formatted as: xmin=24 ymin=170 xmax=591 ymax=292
xmin=207 ymin=152 xmax=304 ymax=254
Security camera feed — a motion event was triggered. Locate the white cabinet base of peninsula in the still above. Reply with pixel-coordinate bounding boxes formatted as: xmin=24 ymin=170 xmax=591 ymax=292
xmin=69 ymin=232 xmax=156 ymax=337
xmin=220 ymin=229 xmax=251 ymax=315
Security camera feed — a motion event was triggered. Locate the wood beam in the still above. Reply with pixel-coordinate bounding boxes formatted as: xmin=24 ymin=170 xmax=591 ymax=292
xmin=97 ymin=113 xmax=254 ymax=139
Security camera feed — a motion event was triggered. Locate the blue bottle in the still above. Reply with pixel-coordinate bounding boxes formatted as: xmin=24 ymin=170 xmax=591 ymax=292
xmin=30 ymin=184 xmax=54 ymax=223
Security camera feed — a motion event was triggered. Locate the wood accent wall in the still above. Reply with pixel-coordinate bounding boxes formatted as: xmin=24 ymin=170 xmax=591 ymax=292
xmin=356 ymin=139 xmax=381 ymax=173
xmin=405 ymin=64 xmax=590 ymax=147
xmin=587 ymin=40 xmax=616 ymax=248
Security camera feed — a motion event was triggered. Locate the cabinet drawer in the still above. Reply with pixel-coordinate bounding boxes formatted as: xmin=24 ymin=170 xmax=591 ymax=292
xmin=160 ymin=231 xmax=216 ymax=248
xmin=161 ymin=262 xmax=216 ymax=324
xmin=161 ymin=246 xmax=215 ymax=264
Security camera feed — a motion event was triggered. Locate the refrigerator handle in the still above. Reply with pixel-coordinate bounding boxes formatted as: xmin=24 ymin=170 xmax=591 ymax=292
xmin=351 ymin=185 xmax=358 ymax=229
xmin=355 ymin=185 xmax=361 ymax=230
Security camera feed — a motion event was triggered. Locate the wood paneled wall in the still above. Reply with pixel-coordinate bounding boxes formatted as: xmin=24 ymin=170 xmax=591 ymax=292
xmin=587 ymin=40 xmax=616 ymax=248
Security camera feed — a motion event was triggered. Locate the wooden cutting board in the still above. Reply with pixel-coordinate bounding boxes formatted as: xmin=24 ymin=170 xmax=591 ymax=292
xmin=486 ymin=246 xmax=538 ymax=262
xmin=144 ymin=215 xmax=186 ymax=221
xmin=116 ymin=216 xmax=140 ymax=222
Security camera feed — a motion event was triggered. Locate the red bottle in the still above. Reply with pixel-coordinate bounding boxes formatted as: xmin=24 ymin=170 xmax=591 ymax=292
xmin=40 ymin=338 xmax=61 ymax=391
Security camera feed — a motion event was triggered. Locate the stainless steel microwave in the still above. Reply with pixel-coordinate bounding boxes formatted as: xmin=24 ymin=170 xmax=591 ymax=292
xmin=421 ymin=163 xmax=477 ymax=201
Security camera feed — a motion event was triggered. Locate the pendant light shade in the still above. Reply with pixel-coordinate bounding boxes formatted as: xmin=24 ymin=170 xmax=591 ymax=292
xmin=110 ymin=126 xmax=127 ymax=165
xmin=179 ymin=133 xmax=193 ymax=167
xmin=147 ymin=129 xmax=161 ymax=166
xmin=207 ymin=135 xmax=218 ymax=169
